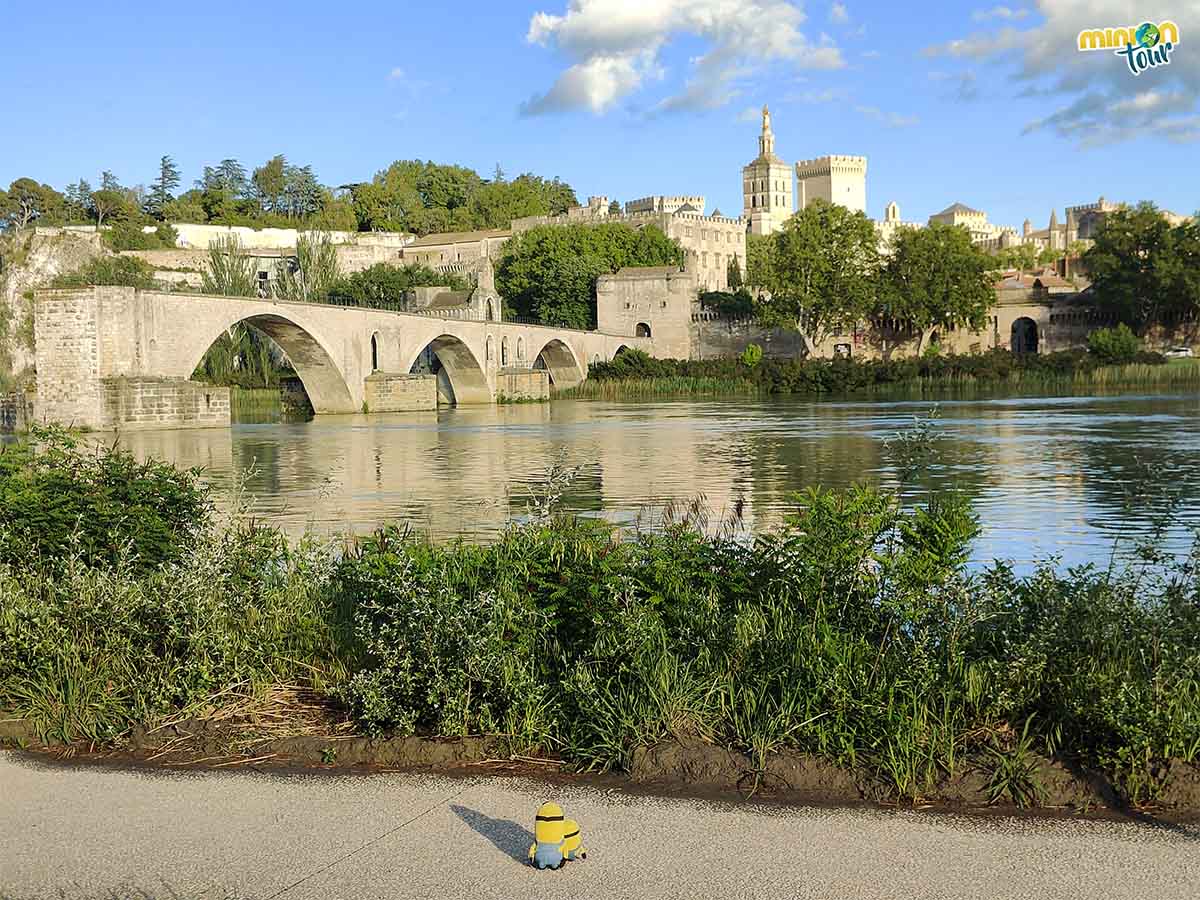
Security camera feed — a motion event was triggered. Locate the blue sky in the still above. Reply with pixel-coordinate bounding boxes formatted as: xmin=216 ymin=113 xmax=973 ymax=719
xmin=4 ymin=1 xmax=1197 ymax=229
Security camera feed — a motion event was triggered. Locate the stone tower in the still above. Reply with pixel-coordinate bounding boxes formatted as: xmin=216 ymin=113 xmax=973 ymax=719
xmin=1049 ymin=208 xmax=1061 ymax=251
xmin=885 ymin=201 xmax=900 ymax=222
xmin=795 ymin=155 xmax=868 ymax=215
xmin=742 ymin=105 xmax=794 ymax=235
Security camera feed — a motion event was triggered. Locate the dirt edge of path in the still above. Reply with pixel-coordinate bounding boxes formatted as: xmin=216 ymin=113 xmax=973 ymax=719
xmin=4 ymin=719 xmax=1198 ymax=825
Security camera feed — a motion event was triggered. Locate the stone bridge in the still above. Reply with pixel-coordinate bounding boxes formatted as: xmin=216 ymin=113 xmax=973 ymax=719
xmin=33 ymin=287 xmax=653 ymax=430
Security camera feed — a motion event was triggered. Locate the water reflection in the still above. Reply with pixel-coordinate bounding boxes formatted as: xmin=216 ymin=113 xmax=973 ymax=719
xmin=111 ymin=391 xmax=1200 ymax=569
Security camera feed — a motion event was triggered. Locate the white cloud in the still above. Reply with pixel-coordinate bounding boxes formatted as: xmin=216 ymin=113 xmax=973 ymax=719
xmin=972 ymin=5 xmax=1028 ymax=21
xmin=862 ymin=49 xmax=881 ymax=58
xmin=521 ymin=0 xmax=846 ymax=116
xmin=855 ymin=105 xmax=918 ymax=127
xmin=387 ymin=67 xmax=405 ymax=81
xmin=830 ymin=2 xmax=849 ymax=24
xmin=925 ymin=1 xmax=1200 ymax=145
xmin=929 ymin=69 xmax=979 ymax=101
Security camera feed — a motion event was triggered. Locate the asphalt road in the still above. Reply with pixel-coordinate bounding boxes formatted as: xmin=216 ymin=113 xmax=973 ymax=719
xmin=2 ymin=753 xmax=1198 ymax=900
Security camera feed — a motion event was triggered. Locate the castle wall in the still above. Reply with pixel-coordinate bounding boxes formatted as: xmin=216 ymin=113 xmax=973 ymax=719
xmin=689 ymin=315 xmax=807 ymax=360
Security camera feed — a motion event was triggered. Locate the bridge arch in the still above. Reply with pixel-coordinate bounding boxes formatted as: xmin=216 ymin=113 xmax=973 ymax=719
xmin=533 ymin=337 xmax=585 ymax=388
xmin=184 ymin=312 xmax=356 ymax=414
xmin=406 ymin=333 xmax=491 ymax=405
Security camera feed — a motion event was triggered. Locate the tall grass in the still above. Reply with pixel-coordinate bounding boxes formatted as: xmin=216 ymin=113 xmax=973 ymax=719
xmin=563 ymin=376 xmax=758 ymax=399
xmin=565 ymin=349 xmax=1200 ymax=400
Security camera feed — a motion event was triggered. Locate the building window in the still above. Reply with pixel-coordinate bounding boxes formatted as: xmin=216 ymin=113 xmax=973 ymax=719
xmin=517 ymin=336 xmax=525 ymax=360
xmin=501 ymin=337 xmax=509 ymax=366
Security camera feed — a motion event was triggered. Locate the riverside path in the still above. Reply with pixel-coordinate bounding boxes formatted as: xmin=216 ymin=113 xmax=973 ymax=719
xmin=1 ymin=753 xmax=1197 ymax=899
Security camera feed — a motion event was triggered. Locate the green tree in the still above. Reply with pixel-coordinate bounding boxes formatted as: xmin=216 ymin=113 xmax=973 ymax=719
xmin=64 ymin=180 xmax=94 ymax=223
xmin=274 ymin=232 xmax=341 ymax=302
xmin=726 ymin=255 xmax=743 ymax=290
xmin=252 ymin=155 xmax=288 ymax=214
xmin=994 ymin=243 xmax=1037 ymax=271
xmin=496 ymin=223 xmax=684 ymax=329
xmin=1085 ymin=203 xmax=1200 ymax=327
xmin=745 ymin=232 xmax=773 ymax=288
xmin=145 ymin=156 xmax=181 ymax=220
xmin=1087 ymin=324 xmax=1140 ymax=364
xmin=608 ymin=200 xmax=621 ymax=215
xmin=1 ymin=178 xmax=63 ymax=229
xmin=201 ymin=235 xmax=259 ymax=297
xmin=327 ymin=263 xmax=469 ymax=308
xmin=89 ymin=188 xmax=134 ymax=228
xmin=755 ymin=200 xmax=880 ymax=355
xmin=879 ymin=223 xmax=995 ymax=354
xmin=161 ymin=192 xmax=207 ymax=223
xmin=1037 ymin=245 xmax=1061 ymax=265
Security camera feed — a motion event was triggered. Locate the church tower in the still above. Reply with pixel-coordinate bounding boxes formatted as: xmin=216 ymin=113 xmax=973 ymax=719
xmin=742 ymin=105 xmax=793 ymax=235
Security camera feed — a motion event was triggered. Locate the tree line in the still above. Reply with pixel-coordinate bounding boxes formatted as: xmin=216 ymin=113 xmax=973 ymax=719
xmin=742 ymin=200 xmax=996 ymax=356
xmin=0 ymin=158 xmax=579 ymax=238
xmin=739 ymin=199 xmax=1199 ymax=355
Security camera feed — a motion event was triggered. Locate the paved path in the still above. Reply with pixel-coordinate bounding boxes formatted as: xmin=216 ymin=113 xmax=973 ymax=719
xmin=2 ymin=753 xmax=1198 ymax=900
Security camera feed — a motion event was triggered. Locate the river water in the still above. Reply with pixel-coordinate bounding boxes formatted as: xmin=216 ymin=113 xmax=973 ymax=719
xmin=104 ymin=389 xmax=1200 ymax=570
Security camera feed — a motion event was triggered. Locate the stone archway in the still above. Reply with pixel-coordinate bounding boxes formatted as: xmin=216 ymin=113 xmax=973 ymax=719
xmin=184 ymin=312 xmax=357 ymax=414
xmin=636 ymin=322 xmax=652 ymax=338
xmin=1011 ymin=317 xmax=1039 ymax=354
xmin=406 ymin=333 xmax=491 ymax=405
xmin=532 ymin=338 xmax=585 ymax=388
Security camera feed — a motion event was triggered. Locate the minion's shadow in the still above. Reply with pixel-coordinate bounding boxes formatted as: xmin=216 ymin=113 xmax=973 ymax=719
xmin=451 ymin=804 xmax=534 ymax=865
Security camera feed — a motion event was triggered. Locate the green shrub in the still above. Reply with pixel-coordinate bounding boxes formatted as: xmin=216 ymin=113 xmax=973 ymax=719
xmin=0 ymin=429 xmax=211 ymax=573
xmin=51 ymin=255 xmax=156 ymax=290
xmin=740 ymin=343 xmax=764 ymax=368
xmin=102 ymin=222 xmax=179 ymax=252
xmin=1088 ymin=324 xmax=1141 ymax=364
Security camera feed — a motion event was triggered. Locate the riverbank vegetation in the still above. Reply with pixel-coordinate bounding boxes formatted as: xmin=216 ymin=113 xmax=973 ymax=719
xmin=563 ymin=346 xmax=1200 ymax=400
xmin=2 ymin=430 xmax=1198 ymax=807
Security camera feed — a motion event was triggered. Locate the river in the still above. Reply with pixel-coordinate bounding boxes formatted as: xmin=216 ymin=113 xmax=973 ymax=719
xmin=102 ymin=388 xmax=1200 ymax=570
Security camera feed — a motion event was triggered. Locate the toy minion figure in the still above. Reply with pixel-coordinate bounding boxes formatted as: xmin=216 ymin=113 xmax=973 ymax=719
xmin=528 ymin=801 xmax=585 ymax=869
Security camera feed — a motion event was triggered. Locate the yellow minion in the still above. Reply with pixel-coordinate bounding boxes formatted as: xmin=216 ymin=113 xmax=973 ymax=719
xmin=528 ymin=801 xmax=586 ymax=869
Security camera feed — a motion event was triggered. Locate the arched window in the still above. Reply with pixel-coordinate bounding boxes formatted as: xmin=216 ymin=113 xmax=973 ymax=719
xmin=486 ymin=335 xmax=495 ymax=361
xmin=501 ymin=337 xmax=509 ymax=366
xmin=370 ymin=333 xmax=379 ymax=372
xmin=486 ymin=298 xmax=495 ymax=322
xmin=517 ymin=336 xmax=525 ymax=360
xmin=635 ymin=322 xmax=652 ymax=338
